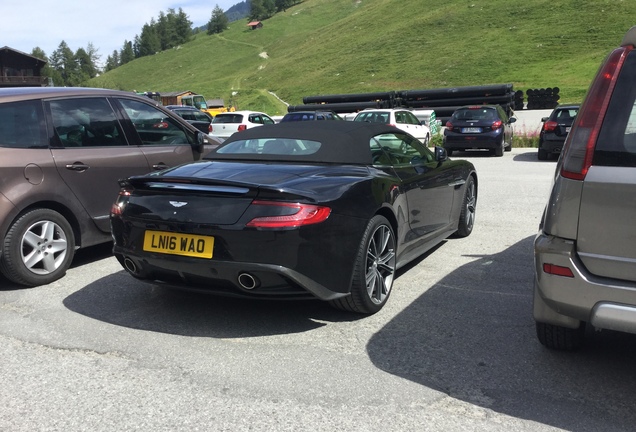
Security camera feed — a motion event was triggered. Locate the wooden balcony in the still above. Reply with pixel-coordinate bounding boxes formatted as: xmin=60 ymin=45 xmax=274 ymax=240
xmin=0 ymin=75 xmax=48 ymax=87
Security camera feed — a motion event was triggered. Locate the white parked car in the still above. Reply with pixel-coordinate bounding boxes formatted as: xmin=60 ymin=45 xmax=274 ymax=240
xmin=353 ymin=108 xmax=431 ymax=145
xmin=210 ymin=111 xmax=276 ymax=139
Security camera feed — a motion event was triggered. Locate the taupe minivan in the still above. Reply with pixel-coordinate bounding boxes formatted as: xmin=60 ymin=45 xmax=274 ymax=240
xmin=534 ymin=26 xmax=636 ymax=350
xmin=0 ymin=87 xmax=219 ymax=287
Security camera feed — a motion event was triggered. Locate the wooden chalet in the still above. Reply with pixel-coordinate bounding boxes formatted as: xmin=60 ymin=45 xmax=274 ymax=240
xmin=247 ymin=21 xmax=263 ymax=30
xmin=0 ymin=46 xmax=48 ymax=87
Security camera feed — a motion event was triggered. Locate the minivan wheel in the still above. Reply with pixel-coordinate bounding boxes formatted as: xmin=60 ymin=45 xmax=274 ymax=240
xmin=0 ymin=209 xmax=76 ymax=287
xmin=535 ymin=321 xmax=585 ymax=351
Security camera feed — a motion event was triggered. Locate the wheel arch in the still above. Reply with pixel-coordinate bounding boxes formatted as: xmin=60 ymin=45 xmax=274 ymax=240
xmin=3 ymin=200 xmax=83 ymax=248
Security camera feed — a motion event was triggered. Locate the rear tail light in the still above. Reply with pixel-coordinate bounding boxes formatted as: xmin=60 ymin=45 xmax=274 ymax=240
xmin=246 ymin=201 xmax=331 ymax=228
xmin=560 ymin=46 xmax=631 ymax=180
xmin=388 ymin=123 xmax=396 ymax=128
xmin=152 ymin=121 xmax=169 ymax=129
xmin=238 ymin=125 xmax=247 ymax=132
xmin=208 ymin=124 xmax=212 ymax=133
xmin=491 ymin=120 xmax=503 ymax=130
xmin=543 ymin=263 xmax=574 ymax=278
xmin=543 ymin=120 xmax=558 ymax=132
xmin=111 ymin=190 xmax=132 ymax=216
xmin=445 ymin=121 xmax=454 ymax=131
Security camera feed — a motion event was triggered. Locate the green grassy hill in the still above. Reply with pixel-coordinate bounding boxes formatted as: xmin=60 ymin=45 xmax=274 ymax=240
xmin=89 ymin=0 xmax=636 ymax=116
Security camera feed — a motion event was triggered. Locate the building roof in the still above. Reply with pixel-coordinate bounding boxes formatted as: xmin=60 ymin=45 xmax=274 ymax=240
xmin=0 ymin=46 xmax=47 ymax=65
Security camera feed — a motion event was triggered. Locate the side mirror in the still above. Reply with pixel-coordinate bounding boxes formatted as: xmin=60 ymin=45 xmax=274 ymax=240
xmin=509 ymin=117 xmax=517 ymax=123
xmin=434 ymin=146 xmax=448 ymax=162
xmin=194 ymin=131 xmax=207 ymax=153
xmin=541 ymin=117 xmax=548 ymax=122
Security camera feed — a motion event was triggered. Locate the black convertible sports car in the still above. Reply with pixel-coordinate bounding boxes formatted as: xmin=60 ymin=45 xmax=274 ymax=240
xmin=110 ymin=121 xmax=478 ymax=314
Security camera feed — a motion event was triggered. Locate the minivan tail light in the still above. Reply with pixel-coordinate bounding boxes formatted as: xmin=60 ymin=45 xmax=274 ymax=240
xmin=238 ymin=125 xmax=247 ymax=132
xmin=246 ymin=201 xmax=331 ymax=228
xmin=543 ymin=120 xmax=558 ymax=132
xmin=543 ymin=263 xmax=574 ymax=278
xmin=560 ymin=46 xmax=631 ymax=180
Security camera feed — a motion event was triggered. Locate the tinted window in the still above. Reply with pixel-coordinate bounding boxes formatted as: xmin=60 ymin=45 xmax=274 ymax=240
xmin=49 ymin=98 xmax=126 ymax=148
xmin=118 ymin=99 xmax=188 ymax=146
xmin=370 ymin=132 xmax=433 ymax=166
xmin=215 ymin=138 xmax=321 ymax=156
xmin=594 ymin=52 xmax=636 ymax=167
xmin=355 ymin=112 xmax=389 ymax=124
xmin=453 ymin=108 xmax=497 ymax=121
xmin=0 ymin=100 xmax=46 ymax=149
xmin=213 ymin=114 xmax=244 ymax=123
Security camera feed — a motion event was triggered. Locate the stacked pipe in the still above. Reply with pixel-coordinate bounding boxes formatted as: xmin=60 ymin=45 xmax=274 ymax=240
xmin=526 ymin=88 xmax=559 ymax=109
xmin=397 ymin=84 xmax=516 ymax=124
xmin=296 ymin=84 xmax=517 ymax=123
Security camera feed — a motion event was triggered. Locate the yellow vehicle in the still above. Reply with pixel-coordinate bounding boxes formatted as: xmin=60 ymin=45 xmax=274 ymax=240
xmin=180 ymin=94 xmax=234 ymax=118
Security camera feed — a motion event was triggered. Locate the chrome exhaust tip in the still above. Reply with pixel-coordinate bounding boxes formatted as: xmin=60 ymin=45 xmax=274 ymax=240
xmin=123 ymin=257 xmax=138 ymax=275
xmin=237 ymin=272 xmax=259 ymax=290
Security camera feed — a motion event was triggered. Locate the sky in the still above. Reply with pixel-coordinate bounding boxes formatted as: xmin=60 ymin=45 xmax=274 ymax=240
xmin=2 ymin=0 xmax=238 ymax=65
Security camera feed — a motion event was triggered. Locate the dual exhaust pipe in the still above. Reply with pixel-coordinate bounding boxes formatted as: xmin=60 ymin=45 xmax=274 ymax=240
xmin=123 ymin=257 xmax=260 ymax=291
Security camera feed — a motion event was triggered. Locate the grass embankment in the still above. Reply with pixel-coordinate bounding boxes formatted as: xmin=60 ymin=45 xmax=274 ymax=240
xmin=89 ymin=0 xmax=636 ymax=137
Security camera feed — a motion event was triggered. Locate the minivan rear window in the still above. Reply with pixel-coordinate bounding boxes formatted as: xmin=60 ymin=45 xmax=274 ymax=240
xmin=0 ymin=100 xmax=46 ymax=149
xmin=594 ymin=51 xmax=636 ymax=167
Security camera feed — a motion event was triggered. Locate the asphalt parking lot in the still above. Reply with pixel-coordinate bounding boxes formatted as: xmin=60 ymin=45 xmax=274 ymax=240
xmin=1 ymin=148 xmax=636 ymax=432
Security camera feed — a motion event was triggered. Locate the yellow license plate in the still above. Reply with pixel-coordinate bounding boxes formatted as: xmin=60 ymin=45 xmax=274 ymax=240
xmin=143 ymin=230 xmax=214 ymax=258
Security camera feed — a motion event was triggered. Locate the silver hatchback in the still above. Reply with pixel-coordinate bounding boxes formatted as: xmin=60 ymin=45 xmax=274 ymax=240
xmin=534 ymin=26 xmax=636 ymax=350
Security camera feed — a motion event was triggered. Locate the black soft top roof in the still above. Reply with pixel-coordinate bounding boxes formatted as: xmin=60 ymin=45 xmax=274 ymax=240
xmin=207 ymin=121 xmax=404 ymax=164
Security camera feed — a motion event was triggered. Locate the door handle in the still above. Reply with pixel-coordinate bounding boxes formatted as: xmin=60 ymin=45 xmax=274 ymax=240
xmin=152 ymin=163 xmax=169 ymax=170
xmin=65 ymin=163 xmax=90 ymax=172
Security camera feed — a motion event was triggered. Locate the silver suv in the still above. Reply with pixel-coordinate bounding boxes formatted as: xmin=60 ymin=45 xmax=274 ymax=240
xmin=0 ymin=87 xmax=218 ymax=287
xmin=534 ymin=26 xmax=636 ymax=350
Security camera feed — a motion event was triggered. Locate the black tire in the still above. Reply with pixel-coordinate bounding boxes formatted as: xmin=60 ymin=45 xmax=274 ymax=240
xmin=454 ymin=175 xmax=476 ymax=238
xmin=446 ymin=149 xmax=454 ymax=157
xmin=504 ymin=141 xmax=512 ymax=152
xmin=538 ymin=148 xmax=548 ymax=160
xmin=0 ymin=209 xmax=75 ymax=287
xmin=494 ymin=140 xmax=504 ymax=157
xmin=330 ymin=215 xmax=396 ymax=314
xmin=536 ymin=321 xmax=585 ymax=351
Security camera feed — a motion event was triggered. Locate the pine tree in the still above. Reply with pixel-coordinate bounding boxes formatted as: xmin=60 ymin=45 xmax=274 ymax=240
xmin=207 ymin=5 xmax=229 ymax=35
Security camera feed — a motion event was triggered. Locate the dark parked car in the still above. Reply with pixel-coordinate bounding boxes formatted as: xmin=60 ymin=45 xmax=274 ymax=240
xmin=534 ymin=26 xmax=636 ymax=350
xmin=165 ymin=105 xmax=213 ymax=134
xmin=443 ymin=105 xmax=516 ymax=156
xmin=280 ymin=110 xmax=343 ymax=122
xmin=111 ymin=122 xmax=478 ymax=314
xmin=0 ymin=87 xmax=219 ymax=287
xmin=537 ymin=104 xmax=579 ymax=160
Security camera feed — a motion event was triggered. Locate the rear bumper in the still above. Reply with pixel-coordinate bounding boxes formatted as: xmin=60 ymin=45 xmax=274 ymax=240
xmin=533 ymin=232 xmax=636 ymax=333
xmin=443 ymin=130 xmax=503 ymax=150
xmin=539 ymin=135 xmax=567 ymax=154
xmin=113 ymin=251 xmax=347 ymax=301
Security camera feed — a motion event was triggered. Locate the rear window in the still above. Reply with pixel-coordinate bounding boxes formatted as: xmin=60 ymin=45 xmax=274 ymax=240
xmin=213 ymin=138 xmax=321 ymax=156
xmin=213 ymin=114 xmax=244 ymax=124
xmin=452 ymin=108 xmax=497 ymax=121
xmin=594 ymin=51 xmax=636 ymax=167
xmin=0 ymin=100 xmax=47 ymax=149
xmin=354 ymin=111 xmax=389 ymax=123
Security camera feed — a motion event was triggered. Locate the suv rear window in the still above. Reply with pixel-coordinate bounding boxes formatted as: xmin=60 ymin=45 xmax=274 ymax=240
xmin=594 ymin=51 xmax=636 ymax=167
xmin=0 ymin=100 xmax=46 ymax=149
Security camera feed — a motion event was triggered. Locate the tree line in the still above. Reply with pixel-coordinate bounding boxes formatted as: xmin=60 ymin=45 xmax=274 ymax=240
xmin=29 ymin=1 xmax=302 ymax=87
